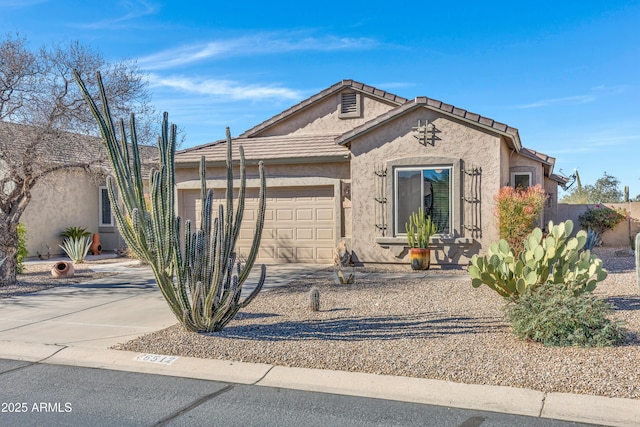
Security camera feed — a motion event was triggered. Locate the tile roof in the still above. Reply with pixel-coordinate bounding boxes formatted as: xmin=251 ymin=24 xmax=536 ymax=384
xmin=175 ymin=80 xmax=559 ymax=182
xmin=0 ymin=121 xmax=158 ymax=172
xmin=336 ymin=96 xmax=522 ymax=150
xmin=520 ymin=147 xmax=558 ymax=178
xmin=175 ymin=134 xmax=350 ymax=165
xmin=550 ymin=173 xmax=570 ymax=186
xmin=1 ymin=121 xmax=106 ymax=166
xmin=239 ymin=79 xmax=408 ymax=138
xmin=520 ymin=147 xmax=554 ymax=165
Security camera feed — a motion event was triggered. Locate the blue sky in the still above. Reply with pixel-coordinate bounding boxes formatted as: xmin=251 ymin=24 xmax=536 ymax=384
xmin=2 ymin=0 xmax=640 ymax=197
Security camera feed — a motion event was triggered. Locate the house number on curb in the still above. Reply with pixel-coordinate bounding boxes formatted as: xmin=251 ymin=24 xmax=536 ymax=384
xmin=133 ymin=353 xmax=179 ymax=365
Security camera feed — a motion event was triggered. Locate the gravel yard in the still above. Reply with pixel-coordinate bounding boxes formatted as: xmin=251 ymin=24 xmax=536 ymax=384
xmin=113 ymin=247 xmax=640 ymax=400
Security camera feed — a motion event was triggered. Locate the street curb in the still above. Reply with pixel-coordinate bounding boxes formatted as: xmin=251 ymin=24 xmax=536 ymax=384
xmin=256 ymin=365 xmax=545 ymax=417
xmin=3 ymin=341 xmax=638 ymax=426
xmin=543 ymin=392 xmax=640 ymax=426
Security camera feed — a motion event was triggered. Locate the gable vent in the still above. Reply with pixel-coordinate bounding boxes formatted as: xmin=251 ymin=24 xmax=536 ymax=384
xmin=341 ymin=92 xmax=358 ymax=114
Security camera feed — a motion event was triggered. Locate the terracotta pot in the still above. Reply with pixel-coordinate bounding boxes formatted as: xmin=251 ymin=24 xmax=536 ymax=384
xmin=51 ymin=261 xmax=75 ymax=278
xmin=89 ymin=233 xmax=102 ymax=255
xmin=409 ymin=248 xmax=431 ymax=270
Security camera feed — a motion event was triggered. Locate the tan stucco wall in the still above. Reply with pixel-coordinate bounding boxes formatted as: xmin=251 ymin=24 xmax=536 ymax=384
xmin=348 ymin=107 xmax=504 ymax=266
xmin=499 ymin=138 xmax=511 ymax=189
xmin=257 ymin=91 xmax=399 ymax=137
xmin=557 ymin=202 xmax=640 ymax=247
xmin=508 ymin=153 xmax=544 ymax=187
xmin=175 ymin=161 xmax=350 ymax=183
xmin=544 ymin=177 xmax=559 ymax=225
xmin=21 ymin=169 xmax=123 ymax=257
xmin=22 ymin=170 xmax=97 ymax=256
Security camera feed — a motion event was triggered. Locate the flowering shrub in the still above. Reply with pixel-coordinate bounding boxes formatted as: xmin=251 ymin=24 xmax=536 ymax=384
xmin=578 ymin=205 xmax=629 ymax=236
xmin=495 ymin=185 xmax=547 ymax=254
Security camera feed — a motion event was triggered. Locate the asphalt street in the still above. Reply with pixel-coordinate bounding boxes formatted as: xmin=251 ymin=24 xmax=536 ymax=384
xmin=0 ymin=358 xmax=601 ymax=427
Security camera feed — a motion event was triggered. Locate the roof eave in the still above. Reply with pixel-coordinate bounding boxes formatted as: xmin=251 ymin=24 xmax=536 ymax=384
xmin=336 ymin=98 xmax=523 ymax=149
xmin=175 ymin=154 xmax=350 ymax=169
xmin=239 ymin=79 xmax=407 ymax=138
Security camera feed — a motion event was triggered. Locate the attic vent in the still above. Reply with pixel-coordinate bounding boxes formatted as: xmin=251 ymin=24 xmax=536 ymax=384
xmin=339 ymin=92 xmax=361 ymax=118
xmin=341 ymin=93 xmax=357 ymax=114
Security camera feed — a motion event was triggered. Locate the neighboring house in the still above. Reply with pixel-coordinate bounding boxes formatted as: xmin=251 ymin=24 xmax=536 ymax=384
xmin=173 ymin=80 xmax=568 ymax=266
xmin=0 ymin=121 xmax=156 ymax=258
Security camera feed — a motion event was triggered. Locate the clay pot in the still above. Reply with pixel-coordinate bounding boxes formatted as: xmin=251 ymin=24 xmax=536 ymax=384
xmin=51 ymin=261 xmax=75 ymax=278
xmin=409 ymin=248 xmax=431 ymax=270
xmin=89 ymin=233 xmax=102 ymax=255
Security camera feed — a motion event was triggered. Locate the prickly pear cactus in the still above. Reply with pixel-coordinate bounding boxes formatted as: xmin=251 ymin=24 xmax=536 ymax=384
xmin=470 ymin=220 xmax=607 ymax=300
xmin=75 ymin=71 xmax=267 ymax=333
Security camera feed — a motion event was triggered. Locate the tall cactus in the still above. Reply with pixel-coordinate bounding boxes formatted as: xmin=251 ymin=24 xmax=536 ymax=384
xmin=74 ymin=70 xmax=267 ymax=333
xmin=405 ymin=208 xmax=436 ymax=248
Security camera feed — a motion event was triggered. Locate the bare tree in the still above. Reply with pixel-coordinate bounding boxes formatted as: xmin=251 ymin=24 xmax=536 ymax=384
xmin=0 ymin=33 xmax=154 ymax=286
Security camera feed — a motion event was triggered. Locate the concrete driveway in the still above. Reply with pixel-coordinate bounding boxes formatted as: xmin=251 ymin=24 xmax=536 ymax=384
xmin=0 ymin=261 xmax=330 ymax=349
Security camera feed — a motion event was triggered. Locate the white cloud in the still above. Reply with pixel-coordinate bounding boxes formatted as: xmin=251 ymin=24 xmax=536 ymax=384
xmin=139 ymin=32 xmax=381 ymax=70
xmin=515 ymin=95 xmax=595 ymax=109
xmin=542 ymin=131 xmax=640 ymax=155
xmin=73 ymin=0 xmax=157 ymax=29
xmin=149 ymin=74 xmax=301 ymax=101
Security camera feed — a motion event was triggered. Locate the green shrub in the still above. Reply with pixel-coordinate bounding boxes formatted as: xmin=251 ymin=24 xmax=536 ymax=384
xmin=494 ymin=185 xmax=546 ymax=255
xmin=60 ymin=226 xmax=91 ymax=240
xmin=578 ymin=205 xmax=628 ymax=236
xmin=17 ymin=223 xmax=28 ymax=274
xmin=505 ymin=282 xmax=625 ymax=347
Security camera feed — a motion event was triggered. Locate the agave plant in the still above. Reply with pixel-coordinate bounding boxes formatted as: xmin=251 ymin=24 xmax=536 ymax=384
xmin=584 ymin=228 xmax=602 ymax=250
xmin=60 ymin=226 xmax=91 ymax=240
xmin=59 ymin=236 xmax=92 ymax=263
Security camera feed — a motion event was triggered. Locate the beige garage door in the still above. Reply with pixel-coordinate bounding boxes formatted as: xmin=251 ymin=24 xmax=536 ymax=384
xmin=180 ymin=186 xmax=335 ymax=263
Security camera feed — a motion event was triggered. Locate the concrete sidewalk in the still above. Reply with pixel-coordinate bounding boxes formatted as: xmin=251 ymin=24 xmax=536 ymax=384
xmin=1 ymin=261 xmax=638 ymax=426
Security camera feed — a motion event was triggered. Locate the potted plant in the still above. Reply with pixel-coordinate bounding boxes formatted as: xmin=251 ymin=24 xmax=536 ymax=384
xmin=405 ymin=207 xmax=437 ymax=270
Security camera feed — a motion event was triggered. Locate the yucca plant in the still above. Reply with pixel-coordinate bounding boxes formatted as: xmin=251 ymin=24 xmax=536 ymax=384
xmin=74 ymin=70 xmax=267 ymax=333
xmin=59 ymin=236 xmax=92 ymax=263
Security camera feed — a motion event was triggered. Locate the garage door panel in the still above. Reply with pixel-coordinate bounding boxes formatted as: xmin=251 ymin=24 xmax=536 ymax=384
xmin=263 ymin=209 xmax=274 ymax=221
xmin=317 ymin=208 xmax=334 ymax=221
xmin=317 ymin=247 xmax=334 ymax=260
xmin=261 ymin=228 xmax=275 ymax=239
xmin=296 ymin=228 xmax=313 ymax=240
xmin=316 ymin=228 xmax=334 ymax=240
xmin=182 ymin=186 xmax=335 ymax=263
xmin=296 ymin=209 xmax=314 ymax=221
xmin=239 ymin=228 xmax=255 ymax=239
xmin=276 ymin=209 xmax=293 ymax=221
xmin=258 ymin=246 xmax=275 ymax=259
xmin=277 ymin=228 xmax=294 ymax=240
xmin=277 ymin=247 xmax=294 ymax=260
xmin=296 ymin=247 xmax=314 ymax=259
